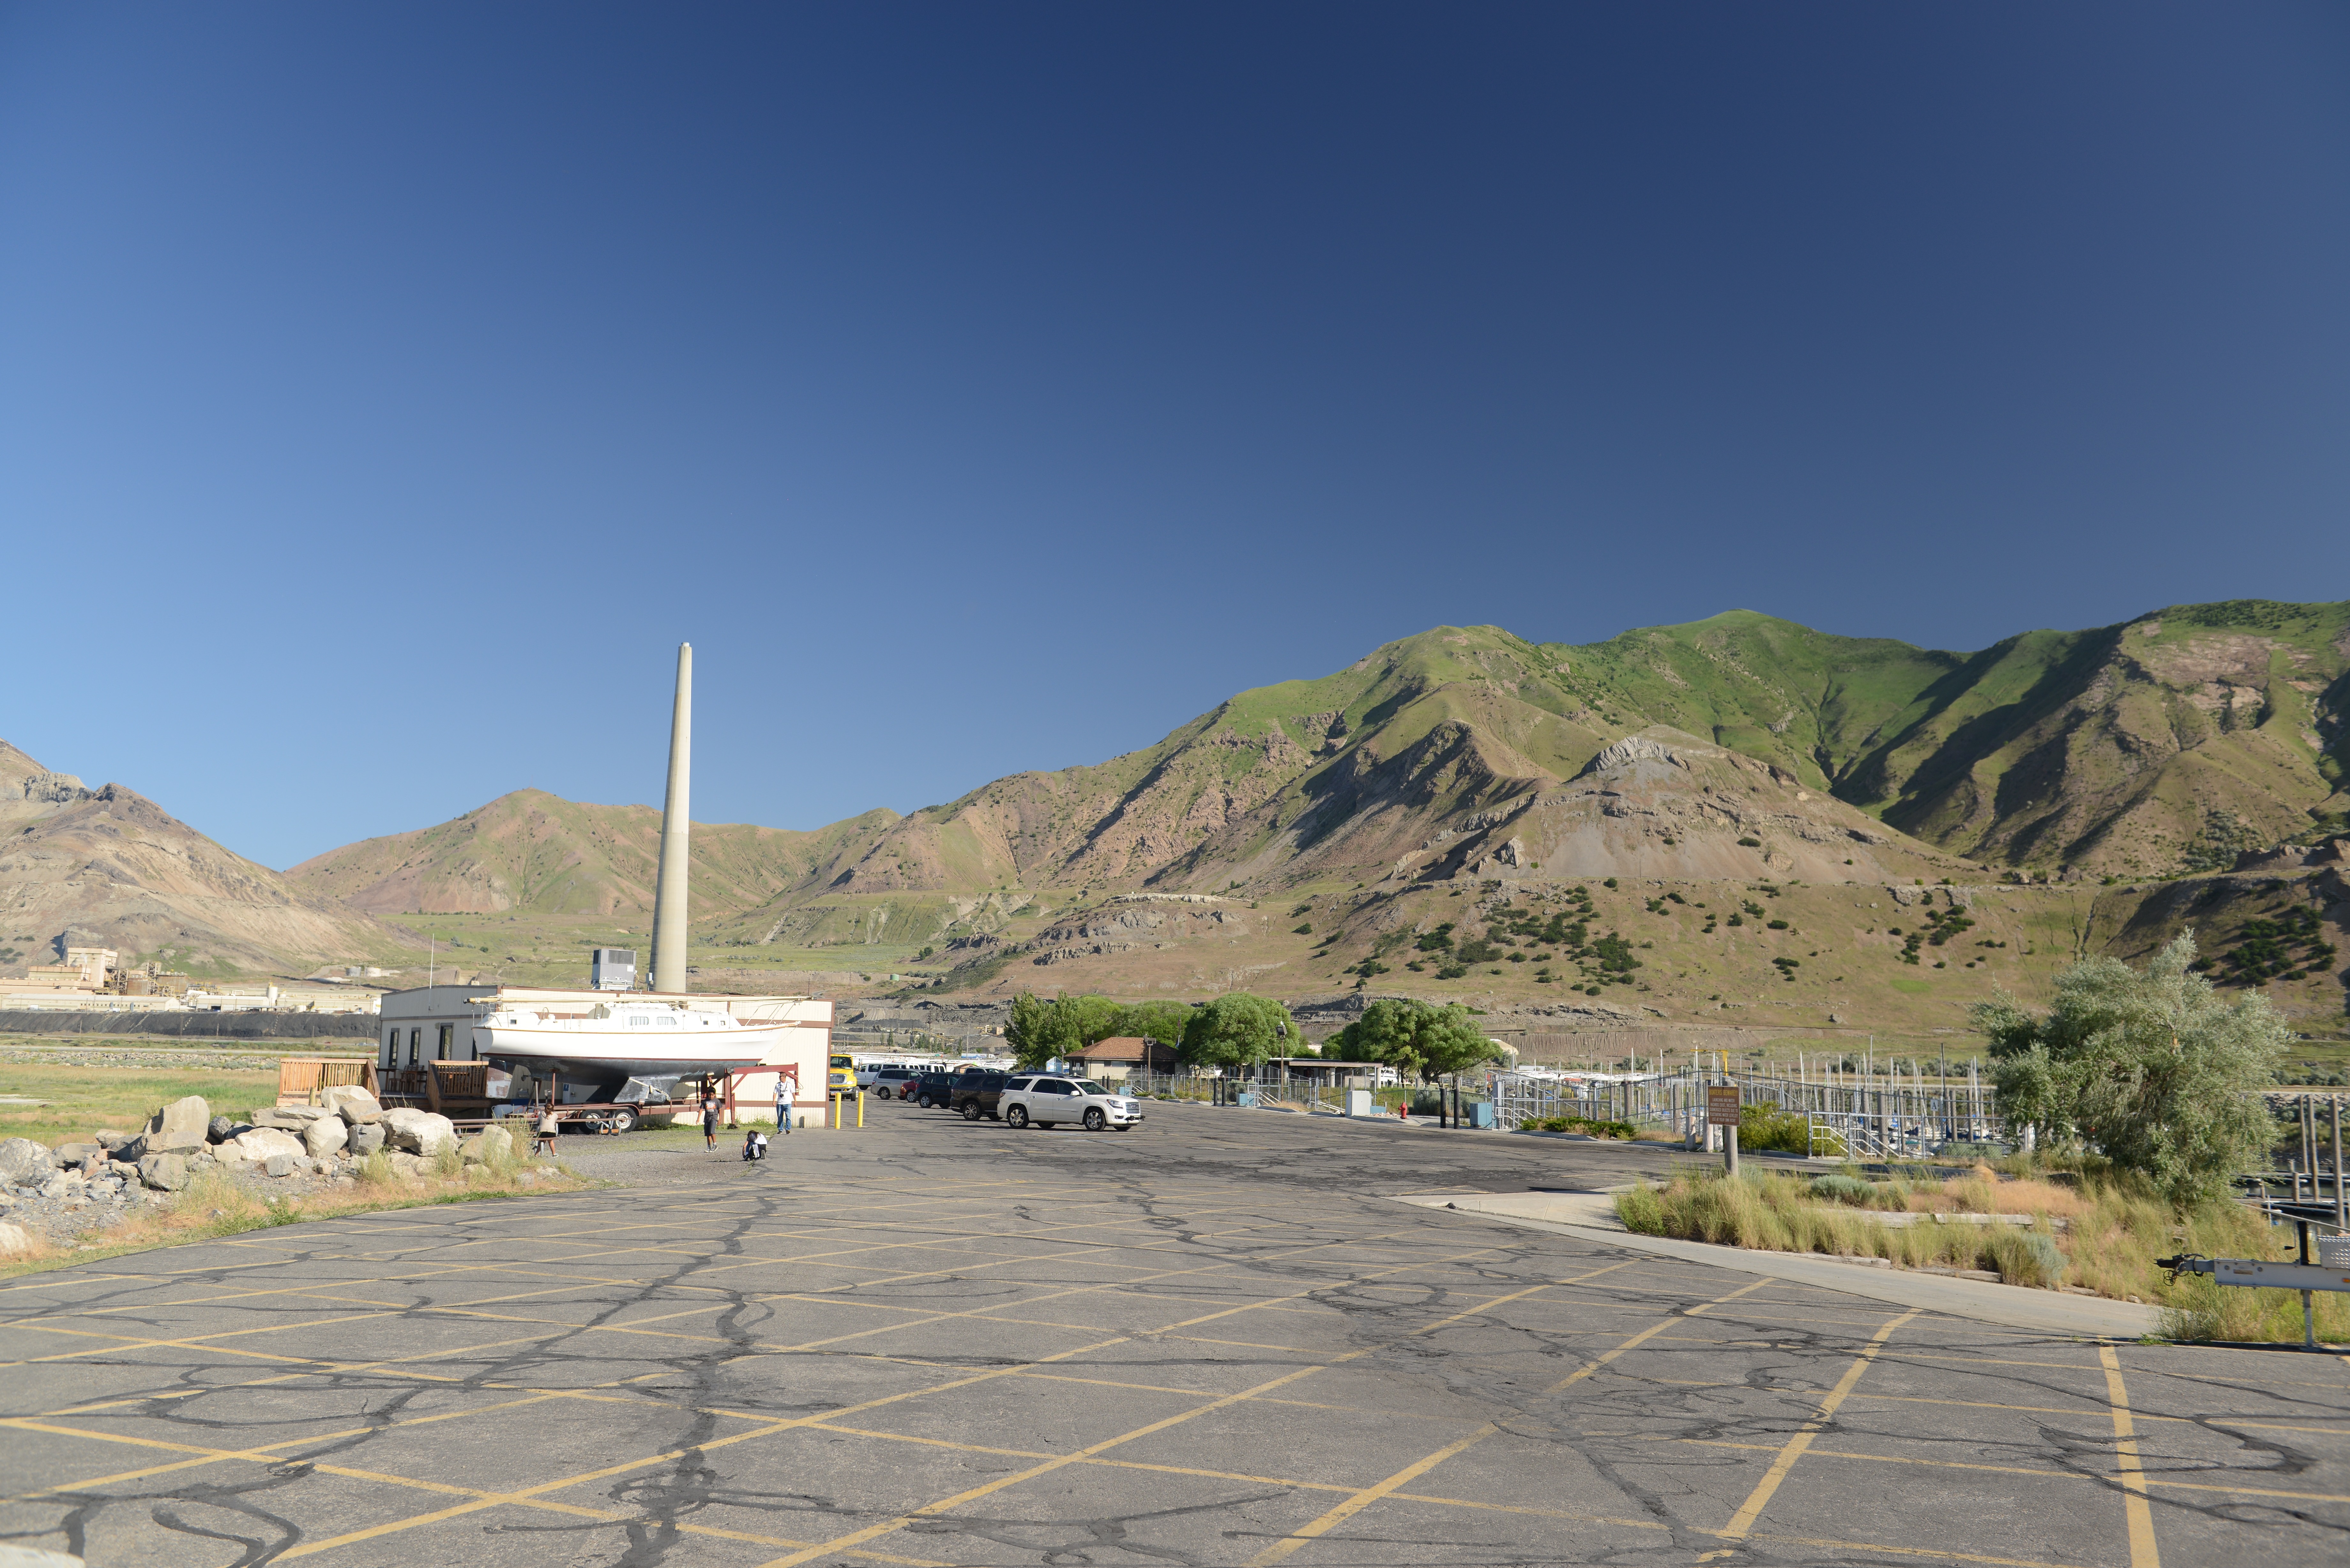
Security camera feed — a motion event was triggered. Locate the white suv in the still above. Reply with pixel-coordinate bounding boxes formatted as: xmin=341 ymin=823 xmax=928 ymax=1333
xmin=999 ymin=1075 xmax=1145 ymax=1132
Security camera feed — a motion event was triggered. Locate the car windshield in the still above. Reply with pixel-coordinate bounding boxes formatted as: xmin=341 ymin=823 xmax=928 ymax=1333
xmin=1071 ymin=1080 xmax=1112 ymax=1096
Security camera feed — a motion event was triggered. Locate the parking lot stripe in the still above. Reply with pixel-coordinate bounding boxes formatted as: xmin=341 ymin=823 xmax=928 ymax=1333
xmin=2100 ymin=1344 xmax=2160 ymax=1568
xmin=1241 ymin=1275 xmax=1771 ymax=1566
xmin=1715 ymin=1306 xmax=1919 ymax=1543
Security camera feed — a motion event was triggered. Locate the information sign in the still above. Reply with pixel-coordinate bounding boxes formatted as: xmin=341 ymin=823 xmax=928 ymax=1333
xmin=1706 ymin=1085 xmax=1742 ymax=1127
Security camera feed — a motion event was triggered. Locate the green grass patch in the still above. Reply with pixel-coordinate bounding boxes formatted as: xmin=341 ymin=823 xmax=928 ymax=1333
xmin=0 ymin=1064 xmax=280 ymax=1147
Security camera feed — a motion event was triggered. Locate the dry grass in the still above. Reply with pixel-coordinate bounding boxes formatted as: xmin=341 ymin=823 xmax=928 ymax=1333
xmin=0 ymin=1143 xmax=584 ymax=1282
xmin=1616 ymin=1162 xmax=2343 ymax=1342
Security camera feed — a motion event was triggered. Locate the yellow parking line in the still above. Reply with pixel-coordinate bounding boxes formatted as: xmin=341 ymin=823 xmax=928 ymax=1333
xmin=1716 ymin=1308 xmax=1919 ymax=1543
xmin=2100 ymin=1344 xmax=2160 ymax=1568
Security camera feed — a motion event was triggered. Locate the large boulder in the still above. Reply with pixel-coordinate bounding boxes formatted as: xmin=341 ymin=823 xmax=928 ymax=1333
xmin=0 ymin=1221 xmax=35 ymax=1256
xmin=346 ymin=1123 xmax=386 ymax=1157
xmin=230 ymin=1128 xmax=304 ymax=1163
xmin=0 ymin=1138 xmax=50 ymax=1185
xmin=303 ymin=1116 xmax=348 ymax=1159
xmin=138 ymin=1153 xmax=188 ymax=1192
xmin=208 ymin=1115 xmax=236 ymax=1144
xmin=262 ymin=1154 xmax=295 ymax=1179
xmin=148 ymin=1096 xmax=209 ymax=1154
xmin=55 ymin=1142 xmax=106 ymax=1170
xmin=252 ymin=1107 xmax=328 ymax=1131
xmin=458 ymin=1125 xmax=512 ymax=1166
xmin=322 ymin=1086 xmax=383 ymax=1125
xmin=381 ymin=1109 xmax=457 ymax=1158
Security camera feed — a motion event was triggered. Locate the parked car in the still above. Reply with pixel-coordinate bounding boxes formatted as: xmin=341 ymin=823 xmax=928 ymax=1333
xmin=871 ymin=1066 xmax=921 ymax=1099
xmin=951 ymin=1070 xmax=1011 ymax=1121
xmin=911 ymin=1070 xmax=963 ymax=1109
xmin=999 ymin=1075 xmax=1145 ymax=1132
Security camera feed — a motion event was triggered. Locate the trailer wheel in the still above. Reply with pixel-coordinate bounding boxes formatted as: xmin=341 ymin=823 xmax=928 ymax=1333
xmin=578 ymin=1111 xmax=606 ymax=1135
xmin=608 ymin=1106 xmax=639 ymax=1135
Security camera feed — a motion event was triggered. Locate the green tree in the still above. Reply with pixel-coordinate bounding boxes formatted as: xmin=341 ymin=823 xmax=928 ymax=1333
xmin=1972 ymin=932 xmax=2286 ymax=1206
xmin=1117 ymin=999 xmax=1194 ymax=1053
xmin=1332 ymin=999 xmax=1497 ymax=1082
xmin=1179 ymin=992 xmax=1298 ymax=1071
xmin=1003 ymin=992 xmax=1073 ymax=1069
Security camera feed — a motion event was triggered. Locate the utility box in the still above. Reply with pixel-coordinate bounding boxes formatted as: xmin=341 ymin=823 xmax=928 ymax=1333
xmin=591 ymin=949 xmax=637 ymax=991
xmin=1346 ymin=1088 xmax=1374 ymax=1118
xmin=1471 ymin=1101 xmax=1496 ymax=1130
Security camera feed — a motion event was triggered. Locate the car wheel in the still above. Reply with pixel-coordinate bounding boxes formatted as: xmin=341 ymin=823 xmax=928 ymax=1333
xmin=1006 ymin=1105 xmax=1029 ymax=1129
xmin=961 ymin=1102 xmax=980 ymax=1121
xmin=1083 ymin=1107 xmax=1106 ymax=1132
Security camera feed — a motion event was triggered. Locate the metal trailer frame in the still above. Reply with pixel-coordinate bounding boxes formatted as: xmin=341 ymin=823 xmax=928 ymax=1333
xmin=2164 ymin=1217 xmax=2350 ymax=1350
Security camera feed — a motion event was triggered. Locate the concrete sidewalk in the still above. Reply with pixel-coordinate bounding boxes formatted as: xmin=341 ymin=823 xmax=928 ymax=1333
xmin=1392 ymin=1189 xmax=2162 ymax=1340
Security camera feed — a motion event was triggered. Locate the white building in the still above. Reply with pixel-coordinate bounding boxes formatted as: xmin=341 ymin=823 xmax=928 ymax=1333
xmin=376 ymin=985 xmax=837 ymax=1126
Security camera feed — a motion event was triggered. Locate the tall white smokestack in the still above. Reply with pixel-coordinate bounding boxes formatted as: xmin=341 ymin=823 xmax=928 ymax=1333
xmin=650 ymin=642 xmax=692 ymax=993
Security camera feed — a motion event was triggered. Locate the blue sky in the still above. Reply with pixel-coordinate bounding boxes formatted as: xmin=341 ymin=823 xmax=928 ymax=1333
xmin=3 ymin=4 xmax=2345 ymax=870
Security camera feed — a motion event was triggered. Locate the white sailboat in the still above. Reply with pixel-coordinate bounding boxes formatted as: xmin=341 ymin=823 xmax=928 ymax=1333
xmin=476 ymin=998 xmax=780 ymax=1082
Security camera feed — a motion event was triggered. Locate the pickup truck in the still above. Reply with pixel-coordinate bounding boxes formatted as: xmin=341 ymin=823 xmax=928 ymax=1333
xmin=951 ymin=1070 xmax=1010 ymax=1121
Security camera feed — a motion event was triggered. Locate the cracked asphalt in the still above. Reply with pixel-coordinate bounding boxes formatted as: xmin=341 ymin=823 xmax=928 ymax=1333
xmin=1 ymin=1099 xmax=2345 ymax=1566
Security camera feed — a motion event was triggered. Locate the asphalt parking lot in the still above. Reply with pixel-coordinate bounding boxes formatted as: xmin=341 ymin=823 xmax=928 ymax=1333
xmin=1 ymin=1098 xmax=2345 ymax=1566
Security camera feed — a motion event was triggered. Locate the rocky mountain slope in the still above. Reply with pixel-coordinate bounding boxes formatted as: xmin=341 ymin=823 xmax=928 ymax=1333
xmin=283 ymin=788 xmax=894 ymax=922
xmin=293 ymin=600 xmax=2347 ymax=954
xmin=783 ymin=600 xmax=2347 ymax=907
xmin=0 ymin=741 xmax=400 ymax=976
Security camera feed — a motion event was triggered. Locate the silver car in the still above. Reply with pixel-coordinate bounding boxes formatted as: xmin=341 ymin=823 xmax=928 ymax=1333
xmin=999 ymin=1075 xmax=1145 ymax=1132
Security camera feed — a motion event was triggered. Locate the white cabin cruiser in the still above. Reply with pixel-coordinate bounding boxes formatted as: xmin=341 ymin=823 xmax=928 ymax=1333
xmin=476 ymin=999 xmax=781 ymax=1082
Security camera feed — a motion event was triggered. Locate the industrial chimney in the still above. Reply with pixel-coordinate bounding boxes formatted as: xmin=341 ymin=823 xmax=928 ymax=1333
xmin=649 ymin=643 xmax=691 ymax=992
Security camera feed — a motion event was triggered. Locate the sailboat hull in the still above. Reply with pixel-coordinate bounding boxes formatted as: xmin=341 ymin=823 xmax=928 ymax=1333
xmin=478 ymin=1019 xmax=781 ymax=1085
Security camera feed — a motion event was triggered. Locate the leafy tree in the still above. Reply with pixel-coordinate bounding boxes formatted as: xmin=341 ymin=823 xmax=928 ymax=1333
xmin=1332 ymin=999 xmax=1497 ymax=1082
xmin=1179 ymin=992 xmax=1298 ymax=1071
xmin=1118 ymin=999 xmax=1193 ymax=1053
xmin=1972 ymin=932 xmax=2286 ymax=1206
xmin=1005 ymin=992 xmax=1195 ymax=1068
xmin=1004 ymin=992 xmax=1080 ymax=1068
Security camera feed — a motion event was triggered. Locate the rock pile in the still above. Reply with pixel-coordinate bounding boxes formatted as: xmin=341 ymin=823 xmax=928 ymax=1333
xmin=0 ymin=1083 xmax=539 ymax=1250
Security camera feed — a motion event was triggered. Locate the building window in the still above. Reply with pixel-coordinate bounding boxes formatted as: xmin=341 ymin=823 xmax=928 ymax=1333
xmin=409 ymin=1028 xmax=421 ymax=1065
xmin=384 ymin=1030 xmax=396 ymax=1066
xmin=437 ymin=1023 xmax=453 ymax=1060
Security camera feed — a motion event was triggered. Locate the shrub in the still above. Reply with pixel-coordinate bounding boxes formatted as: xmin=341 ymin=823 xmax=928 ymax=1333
xmin=1975 ymin=933 xmax=2287 ymax=1205
xmin=1616 ymin=1184 xmax=1666 ymax=1234
xmin=1809 ymin=1173 xmax=1876 ymax=1206
xmin=1737 ymin=837 xmax=1762 ymax=848
xmin=1737 ymin=1103 xmax=1815 ymax=1153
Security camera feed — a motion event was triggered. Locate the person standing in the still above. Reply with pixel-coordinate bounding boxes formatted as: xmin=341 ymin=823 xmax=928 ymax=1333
xmin=703 ymin=1093 xmax=719 ymax=1154
xmin=776 ymin=1073 xmax=794 ymax=1135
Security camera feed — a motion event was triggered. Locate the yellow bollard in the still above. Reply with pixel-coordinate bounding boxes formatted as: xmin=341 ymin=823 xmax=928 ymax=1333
xmin=831 ymin=1091 xmax=841 ymax=1128
xmin=857 ymin=1092 xmax=865 ymax=1129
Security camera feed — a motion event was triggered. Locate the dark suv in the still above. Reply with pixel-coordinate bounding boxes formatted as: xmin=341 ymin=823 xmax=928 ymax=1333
xmin=911 ymin=1071 xmax=962 ymax=1110
xmin=951 ymin=1070 xmax=1010 ymax=1121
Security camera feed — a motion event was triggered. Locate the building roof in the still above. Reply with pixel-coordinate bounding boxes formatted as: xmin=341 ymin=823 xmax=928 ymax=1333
xmin=1072 ymin=1036 xmax=1169 ymax=1062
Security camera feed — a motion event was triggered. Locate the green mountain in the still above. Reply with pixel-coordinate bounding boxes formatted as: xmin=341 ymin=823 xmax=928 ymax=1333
xmin=284 ymin=600 xmax=2350 ymax=960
